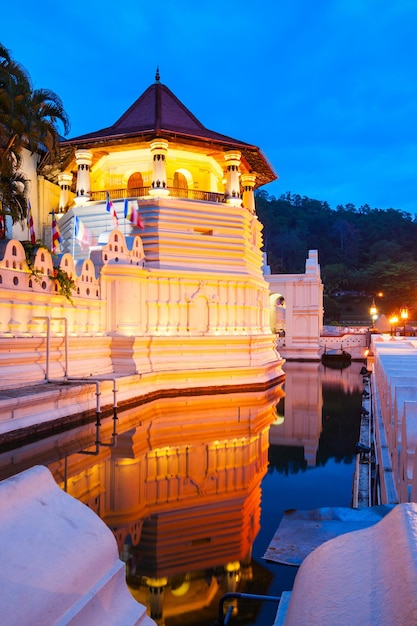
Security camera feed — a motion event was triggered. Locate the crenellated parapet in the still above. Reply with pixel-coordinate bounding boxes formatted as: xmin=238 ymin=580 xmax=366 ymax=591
xmin=0 ymin=239 xmax=100 ymax=308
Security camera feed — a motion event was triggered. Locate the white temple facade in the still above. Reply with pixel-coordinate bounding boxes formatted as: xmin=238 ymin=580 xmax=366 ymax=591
xmin=0 ymin=73 xmax=286 ymax=398
xmin=0 ymin=73 xmax=291 ymax=624
xmin=266 ymin=250 xmax=324 ymax=360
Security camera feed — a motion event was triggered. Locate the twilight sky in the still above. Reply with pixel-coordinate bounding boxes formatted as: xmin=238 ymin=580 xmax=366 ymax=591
xmin=2 ymin=0 xmax=417 ymax=212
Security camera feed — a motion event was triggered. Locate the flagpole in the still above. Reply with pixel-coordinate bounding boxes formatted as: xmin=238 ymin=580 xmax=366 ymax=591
xmin=106 ymin=191 xmax=109 ymax=232
xmin=124 ymin=198 xmax=127 ymax=237
xmin=72 ymin=216 xmax=76 ymax=259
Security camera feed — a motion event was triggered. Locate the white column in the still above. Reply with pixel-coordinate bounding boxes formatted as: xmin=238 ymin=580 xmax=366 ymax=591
xmin=149 ymin=140 xmax=169 ymax=197
xmin=74 ymin=149 xmax=93 ymax=206
xmin=241 ymin=173 xmax=256 ymax=214
xmin=58 ymin=172 xmax=73 ymax=211
xmin=224 ymin=151 xmax=242 ymax=206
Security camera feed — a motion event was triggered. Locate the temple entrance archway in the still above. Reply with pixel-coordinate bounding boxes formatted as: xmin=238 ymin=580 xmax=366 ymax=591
xmin=270 ymin=293 xmax=286 ymax=335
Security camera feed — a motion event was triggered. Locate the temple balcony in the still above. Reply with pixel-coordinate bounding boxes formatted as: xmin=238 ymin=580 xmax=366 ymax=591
xmin=90 ymin=186 xmax=229 ymax=204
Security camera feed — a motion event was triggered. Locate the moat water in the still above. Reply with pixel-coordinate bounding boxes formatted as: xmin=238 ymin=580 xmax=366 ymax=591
xmin=1 ymin=359 xmax=364 ymax=626
xmin=248 ymin=360 xmax=364 ymax=626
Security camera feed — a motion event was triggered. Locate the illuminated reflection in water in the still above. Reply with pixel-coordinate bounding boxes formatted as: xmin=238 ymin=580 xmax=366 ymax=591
xmin=1 ymin=360 xmax=364 ymax=625
xmin=249 ymin=360 xmax=364 ymax=626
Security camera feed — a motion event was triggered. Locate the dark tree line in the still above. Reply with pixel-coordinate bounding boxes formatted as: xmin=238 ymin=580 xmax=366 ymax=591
xmin=256 ymin=190 xmax=417 ymax=316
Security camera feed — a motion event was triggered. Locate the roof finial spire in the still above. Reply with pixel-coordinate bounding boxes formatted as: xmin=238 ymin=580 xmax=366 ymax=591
xmin=155 ymin=66 xmax=160 ymax=83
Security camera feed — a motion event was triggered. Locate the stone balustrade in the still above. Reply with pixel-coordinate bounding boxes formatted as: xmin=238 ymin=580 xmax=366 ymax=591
xmin=372 ymin=339 xmax=417 ymax=504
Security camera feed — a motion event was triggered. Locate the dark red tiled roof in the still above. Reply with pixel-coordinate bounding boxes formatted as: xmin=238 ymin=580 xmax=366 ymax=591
xmin=59 ymin=78 xmax=277 ymax=186
xmin=63 ymin=81 xmax=250 ymax=147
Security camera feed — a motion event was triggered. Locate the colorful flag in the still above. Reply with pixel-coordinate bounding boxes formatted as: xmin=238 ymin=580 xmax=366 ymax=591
xmin=27 ymin=201 xmax=36 ymax=244
xmin=106 ymin=192 xmax=118 ymax=228
xmin=51 ymin=210 xmax=62 ymax=254
xmin=74 ymin=216 xmax=91 ymax=248
xmin=124 ymin=199 xmax=144 ymax=229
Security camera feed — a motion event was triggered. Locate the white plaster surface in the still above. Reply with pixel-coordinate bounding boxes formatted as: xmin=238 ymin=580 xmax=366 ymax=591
xmin=263 ymin=505 xmax=393 ymax=566
xmin=0 ymin=465 xmax=155 ymax=626
xmin=282 ymin=503 xmax=417 ymax=625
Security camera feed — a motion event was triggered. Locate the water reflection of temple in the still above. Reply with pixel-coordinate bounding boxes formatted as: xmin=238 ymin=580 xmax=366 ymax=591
xmin=46 ymin=385 xmax=284 ymax=624
xmin=270 ymin=362 xmax=364 ymax=467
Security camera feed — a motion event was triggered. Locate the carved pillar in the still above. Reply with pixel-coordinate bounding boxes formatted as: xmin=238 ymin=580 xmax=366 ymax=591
xmin=149 ymin=140 xmax=169 ymax=196
xmin=241 ymin=173 xmax=256 ymax=214
xmin=223 ymin=561 xmax=241 ymax=618
xmin=74 ymin=149 xmax=93 ymax=206
xmin=58 ymin=172 xmax=73 ymax=211
xmin=145 ymin=577 xmax=168 ymax=624
xmin=224 ymin=560 xmax=241 ymax=592
xmin=224 ymin=151 xmax=242 ymax=207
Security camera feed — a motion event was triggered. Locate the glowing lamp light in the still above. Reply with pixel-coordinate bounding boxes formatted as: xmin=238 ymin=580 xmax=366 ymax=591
xmin=400 ymin=307 xmax=409 ymax=336
xmin=389 ymin=315 xmax=398 ymax=337
xmin=370 ymin=298 xmax=378 ymax=329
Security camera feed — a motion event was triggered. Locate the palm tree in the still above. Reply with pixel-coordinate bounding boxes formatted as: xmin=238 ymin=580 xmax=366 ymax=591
xmin=0 ymin=43 xmax=70 ymax=228
xmin=0 ymin=158 xmax=28 ymax=223
xmin=0 ymin=44 xmax=29 ymax=169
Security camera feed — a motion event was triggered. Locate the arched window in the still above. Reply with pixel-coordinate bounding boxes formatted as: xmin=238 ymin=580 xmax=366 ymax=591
xmin=173 ymin=171 xmax=188 ymax=198
xmin=128 ymin=172 xmax=144 ymax=195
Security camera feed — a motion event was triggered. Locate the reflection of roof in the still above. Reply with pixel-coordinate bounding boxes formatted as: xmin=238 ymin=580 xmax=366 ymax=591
xmin=57 ymin=76 xmax=277 ymax=188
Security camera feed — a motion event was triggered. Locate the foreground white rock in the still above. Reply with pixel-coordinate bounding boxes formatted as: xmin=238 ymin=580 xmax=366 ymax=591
xmin=0 ymin=465 xmax=155 ymax=626
xmin=277 ymin=503 xmax=417 ymax=625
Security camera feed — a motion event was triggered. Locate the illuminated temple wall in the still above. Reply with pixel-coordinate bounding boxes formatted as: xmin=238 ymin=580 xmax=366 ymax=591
xmin=0 ymin=224 xmax=283 ymax=391
xmin=266 ymin=250 xmax=324 ymax=360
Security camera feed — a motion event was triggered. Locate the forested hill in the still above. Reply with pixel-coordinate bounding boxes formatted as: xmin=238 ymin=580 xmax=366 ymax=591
xmin=255 ymin=191 xmax=417 ymax=314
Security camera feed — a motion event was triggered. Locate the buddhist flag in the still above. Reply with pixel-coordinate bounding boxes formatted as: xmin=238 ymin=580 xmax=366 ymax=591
xmin=124 ymin=199 xmax=144 ymax=229
xmin=106 ymin=192 xmax=118 ymax=228
xmin=74 ymin=216 xmax=91 ymax=248
xmin=51 ymin=210 xmax=62 ymax=254
xmin=27 ymin=201 xmax=36 ymax=244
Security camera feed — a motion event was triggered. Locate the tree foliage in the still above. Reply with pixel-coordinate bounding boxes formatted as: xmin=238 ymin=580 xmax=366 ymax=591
xmin=0 ymin=43 xmax=70 ymax=225
xmin=256 ymin=191 xmax=417 ymax=315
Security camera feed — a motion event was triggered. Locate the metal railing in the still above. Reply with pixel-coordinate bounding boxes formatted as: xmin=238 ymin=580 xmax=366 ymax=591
xmin=90 ymin=187 xmax=226 ymax=203
xmin=213 ymin=592 xmax=282 ymax=626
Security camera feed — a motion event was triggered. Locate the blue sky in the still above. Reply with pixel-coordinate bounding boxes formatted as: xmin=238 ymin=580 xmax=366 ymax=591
xmin=2 ymin=0 xmax=417 ymax=212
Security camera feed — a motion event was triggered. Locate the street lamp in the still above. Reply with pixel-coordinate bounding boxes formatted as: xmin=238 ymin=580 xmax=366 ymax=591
xmin=370 ymin=298 xmax=378 ymax=329
xmin=389 ymin=315 xmax=398 ymax=337
xmin=400 ymin=307 xmax=409 ymax=336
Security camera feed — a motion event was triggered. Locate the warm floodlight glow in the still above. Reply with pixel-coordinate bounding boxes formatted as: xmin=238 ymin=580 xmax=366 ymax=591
xmin=389 ymin=315 xmax=399 ymax=336
xmin=370 ymin=298 xmax=378 ymax=329
xmin=400 ymin=307 xmax=409 ymax=336
xmin=171 ymin=580 xmax=190 ymax=596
